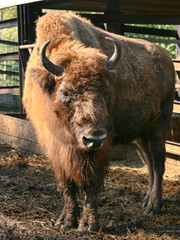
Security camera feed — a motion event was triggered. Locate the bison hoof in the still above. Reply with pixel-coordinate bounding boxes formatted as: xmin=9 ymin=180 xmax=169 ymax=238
xmin=142 ymin=192 xmax=161 ymax=215
xmin=61 ymin=222 xmax=76 ymax=230
xmin=55 ymin=209 xmax=79 ymax=230
xmin=78 ymin=222 xmax=99 ymax=232
xmin=144 ymin=208 xmax=157 ymax=216
xmin=143 ymin=199 xmax=161 ymax=215
xmin=77 ymin=223 xmax=86 ymax=232
xmin=88 ymin=222 xmax=99 ymax=232
xmin=55 ymin=218 xmax=78 ymax=230
xmin=144 ymin=205 xmax=161 ymax=215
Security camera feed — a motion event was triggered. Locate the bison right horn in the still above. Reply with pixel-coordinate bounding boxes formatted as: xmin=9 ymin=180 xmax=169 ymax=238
xmin=39 ymin=40 xmax=63 ymax=76
xmin=105 ymin=37 xmax=121 ymax=71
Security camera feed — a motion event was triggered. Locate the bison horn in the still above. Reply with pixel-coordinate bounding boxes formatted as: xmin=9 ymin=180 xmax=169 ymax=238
xmin=105 ymin=37 xmax=121 ymax=71
xmin=39 ymin=40 xmax=63 ymax=76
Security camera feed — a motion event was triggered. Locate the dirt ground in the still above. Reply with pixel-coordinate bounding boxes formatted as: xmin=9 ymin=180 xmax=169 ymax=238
xmin=0 ymin=143 xmax=179 ymax=240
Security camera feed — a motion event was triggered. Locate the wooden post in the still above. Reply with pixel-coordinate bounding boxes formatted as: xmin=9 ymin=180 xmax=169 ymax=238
xmin=106 ymin=0 xmax=124 ymax=35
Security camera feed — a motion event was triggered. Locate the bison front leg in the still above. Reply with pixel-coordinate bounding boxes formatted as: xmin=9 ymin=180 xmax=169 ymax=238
xmin=78 ymin=185 xmax=99 ymax=232
xmin=56 ymin=181 xmax=80 ymax=229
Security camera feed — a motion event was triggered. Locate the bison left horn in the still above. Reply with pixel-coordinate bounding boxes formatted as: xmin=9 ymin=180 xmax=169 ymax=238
xmin=39 ymin=40 xmax=63 ymax=76
xmin=105 ymin=37 xmax=121 ymax=71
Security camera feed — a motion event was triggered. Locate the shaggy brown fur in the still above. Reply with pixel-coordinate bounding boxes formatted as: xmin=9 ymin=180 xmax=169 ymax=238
xmin=23 ymin=12 xmax=175 ymax=232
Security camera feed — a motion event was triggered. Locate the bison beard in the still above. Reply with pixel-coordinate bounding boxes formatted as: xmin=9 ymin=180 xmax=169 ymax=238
xmin=23 ymin=12 xmax=175 ymax=232
xmin=51 ymin=141 xmax=110 ymax=187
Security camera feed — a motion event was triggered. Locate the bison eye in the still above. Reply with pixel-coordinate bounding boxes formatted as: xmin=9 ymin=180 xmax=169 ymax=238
xmin=59 ymin=90 xmax=71 ymax=103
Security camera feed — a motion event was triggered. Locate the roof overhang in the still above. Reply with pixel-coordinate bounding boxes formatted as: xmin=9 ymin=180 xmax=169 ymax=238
xmin=0 ymin=0 xmax=42 ymax=9
xmin=1 ymin=0 xmax=180 ymax=25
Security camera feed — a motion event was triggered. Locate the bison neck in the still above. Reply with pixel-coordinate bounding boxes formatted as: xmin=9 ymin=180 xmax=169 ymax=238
xmin=49 ymin=141 xmax=109 ymax=188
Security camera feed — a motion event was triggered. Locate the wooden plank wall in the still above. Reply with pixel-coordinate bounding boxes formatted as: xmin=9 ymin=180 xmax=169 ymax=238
xmin=0 ymin=114 xmax=179 ymax=175
xmin=0 ymin=114 xmax=43 ymax=154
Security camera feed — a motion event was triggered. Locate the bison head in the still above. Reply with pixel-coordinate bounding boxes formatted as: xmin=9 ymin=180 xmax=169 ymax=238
xmin=30 ymin=37 xmax=121 ymax=151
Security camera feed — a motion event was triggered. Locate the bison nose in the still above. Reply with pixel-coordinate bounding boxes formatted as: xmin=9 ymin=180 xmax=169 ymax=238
xmin=82 ymin=133 xmax=107 ymax=150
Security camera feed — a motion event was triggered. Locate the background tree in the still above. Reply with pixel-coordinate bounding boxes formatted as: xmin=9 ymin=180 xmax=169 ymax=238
xmin=0 ymin=7 xmax=18 ymax=87
xmin=125 ymin=24 xmax=176 ymax=59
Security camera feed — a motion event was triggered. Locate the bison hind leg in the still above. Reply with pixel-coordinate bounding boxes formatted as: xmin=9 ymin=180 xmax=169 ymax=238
xmin=138 ymin=98 xmax=173 ymax=215
xmin=139 ymin=112 xmax=171 ymax=215
xmin=138 ymin=133 xmax=166 ymax=215
xmin=136 ymin=139 xmax=154 ymax=209
xmin=145 ymin=135 xmax=166 ymax=215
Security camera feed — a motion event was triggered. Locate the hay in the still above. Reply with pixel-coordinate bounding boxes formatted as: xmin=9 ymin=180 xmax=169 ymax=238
xmin=0 ymin=144 xmax=179 ymax=239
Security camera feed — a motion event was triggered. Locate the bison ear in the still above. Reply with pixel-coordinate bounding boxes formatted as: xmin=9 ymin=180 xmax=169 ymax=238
xmin=106 ymin=70 xmax=117 ymax=84
xmin=29 ymin=68 xmax=56 ymax=94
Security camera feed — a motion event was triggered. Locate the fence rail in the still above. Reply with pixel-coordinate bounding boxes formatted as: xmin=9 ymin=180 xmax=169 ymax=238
xmin=0 ymin=86 xmax=19 ymax=94
xmin=0 ymin=52 xmax=19 ymax=62
xmin=0 ymin=18 xmax=17 ymax=29
xmin=0 ymin=39 xmax=18 ymax=46
xmin=0 ymin=70 xmax=18 ymax=76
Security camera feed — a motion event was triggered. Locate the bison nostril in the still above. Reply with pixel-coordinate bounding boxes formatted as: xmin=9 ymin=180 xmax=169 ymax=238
xmin=83 ymin=137 xmax=94 ymax=148
xmin=82 ymin=134 xmax=107 ymax=150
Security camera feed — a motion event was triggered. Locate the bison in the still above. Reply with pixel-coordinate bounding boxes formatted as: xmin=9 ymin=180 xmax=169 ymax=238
xmin=23 ymin=12 xmax=175 ymax=232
